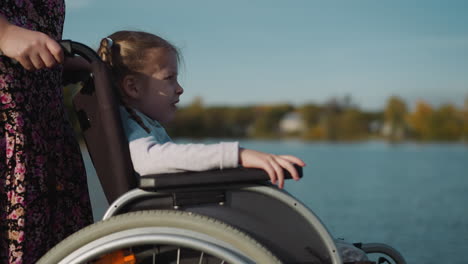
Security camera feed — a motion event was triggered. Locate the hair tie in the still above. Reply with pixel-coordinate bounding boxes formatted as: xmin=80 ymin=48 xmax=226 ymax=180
xmin=106 ymin=37 xmax=114 ymax=49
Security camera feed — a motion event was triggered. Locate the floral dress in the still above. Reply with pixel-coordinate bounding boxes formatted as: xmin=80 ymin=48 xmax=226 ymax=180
xmin=0 ymin=1 xmax=93 ymax=263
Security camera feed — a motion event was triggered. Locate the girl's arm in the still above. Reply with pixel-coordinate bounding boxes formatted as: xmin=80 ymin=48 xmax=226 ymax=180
xmin=129 ymin=136 xmax=305 ymax=189
xmin=0 ymin=14 xmax=63 ymax=70
xmin=129 ymin=136 xmax=239 ymax=175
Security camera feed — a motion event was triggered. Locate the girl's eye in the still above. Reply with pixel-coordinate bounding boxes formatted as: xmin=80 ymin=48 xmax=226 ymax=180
xmin=164 ymin=75 xmax=175 ymax=80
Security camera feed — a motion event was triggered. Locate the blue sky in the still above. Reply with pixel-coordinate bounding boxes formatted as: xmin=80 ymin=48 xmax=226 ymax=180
xmin=63 ymin=0 xmax=468 ymax=110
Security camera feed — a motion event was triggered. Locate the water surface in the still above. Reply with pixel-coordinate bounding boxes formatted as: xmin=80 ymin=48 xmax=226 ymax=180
xmin=83 ymin=140 xmax=468 ymax=264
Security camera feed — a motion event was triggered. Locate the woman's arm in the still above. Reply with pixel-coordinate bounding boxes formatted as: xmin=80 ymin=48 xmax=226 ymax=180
xmin=0 ymin=14 xmax=63 ymax=70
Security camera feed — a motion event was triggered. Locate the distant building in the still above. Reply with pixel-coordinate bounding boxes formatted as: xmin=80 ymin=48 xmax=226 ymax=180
xmin=381 ymin=122 xmax=405 ymax=140
xmin=279 ymin=112 xmax=305 ymax=134
xmin=369 ymin=120 xmax=382 ymax=134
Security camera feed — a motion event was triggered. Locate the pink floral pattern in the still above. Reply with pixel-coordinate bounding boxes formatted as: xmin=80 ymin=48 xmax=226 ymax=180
xmin=0 ymin=1 xmax=93 ymax=263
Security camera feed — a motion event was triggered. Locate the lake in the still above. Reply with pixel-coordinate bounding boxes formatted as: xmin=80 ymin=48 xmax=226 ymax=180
xmin=82 ymin=140 xmax=468 ymax=264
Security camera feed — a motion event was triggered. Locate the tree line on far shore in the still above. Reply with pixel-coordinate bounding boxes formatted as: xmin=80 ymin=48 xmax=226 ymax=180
xmin=63 ymin=84 xmax=468 ymax=142
xmin=166 ymin=96 xmax=468 ymax=142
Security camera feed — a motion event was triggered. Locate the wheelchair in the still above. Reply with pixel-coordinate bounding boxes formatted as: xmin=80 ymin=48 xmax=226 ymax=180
xmin=37 ymin=41 xmax=407 ymax=264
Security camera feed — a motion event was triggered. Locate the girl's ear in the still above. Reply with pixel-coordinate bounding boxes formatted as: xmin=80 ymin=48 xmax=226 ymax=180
xmin=121 ymin=75 xmax=141 ymax=99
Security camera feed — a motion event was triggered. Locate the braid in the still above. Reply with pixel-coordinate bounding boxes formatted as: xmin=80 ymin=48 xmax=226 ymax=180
xmin=97 ymin=38 xmax=114 ymax=67
xmin=97 ymin=37 xmax=151 ymax=133
xmin=124 ymin=105 xmax=151 ymax=134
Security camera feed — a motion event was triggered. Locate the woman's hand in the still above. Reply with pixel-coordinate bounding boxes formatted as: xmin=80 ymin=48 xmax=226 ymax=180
xmin=239 ymin=148 xmax=306 ymax=189
xmin=0 ymin=22 xmax=63 ymax=71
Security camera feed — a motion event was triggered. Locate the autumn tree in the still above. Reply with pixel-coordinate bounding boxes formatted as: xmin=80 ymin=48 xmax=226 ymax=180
xmin=319 ymin=98 xmax=342 ymax=141
xmin=432 ymin=104 xmax=463 ymax=140
xmin=383 ymin=96 xmax=408 ymax=141
xmin=463 ymin=96 xmax=468 ymax=141
xmin=406 ymin=100 xmax=433 ymax=140
xmin=297 ymin=103 xmax=323 ymax=140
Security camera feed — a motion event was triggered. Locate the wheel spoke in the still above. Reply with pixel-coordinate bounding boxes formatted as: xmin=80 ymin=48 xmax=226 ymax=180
xmin=198 ymin=251 xmax=204 ymax=264
xmin=176 ymin=247 xmax=181 ymax=264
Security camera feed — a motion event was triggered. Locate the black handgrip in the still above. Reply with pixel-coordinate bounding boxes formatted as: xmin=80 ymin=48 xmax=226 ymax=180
xmin=59 ymin=40 xmax=101 ymax=63
xmin=59 ymin=40 xmax=73 ymax=58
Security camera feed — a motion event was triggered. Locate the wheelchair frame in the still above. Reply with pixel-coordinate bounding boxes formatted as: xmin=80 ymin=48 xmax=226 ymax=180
xmin=37 ymin=41 xmax=406 ymax=264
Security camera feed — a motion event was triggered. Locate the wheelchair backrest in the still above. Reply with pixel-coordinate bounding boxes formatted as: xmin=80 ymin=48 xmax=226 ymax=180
xmin=64 ymin=41 xmax=299 ymax=206
xmin=67 ymin=41 xmax=137 ymax=203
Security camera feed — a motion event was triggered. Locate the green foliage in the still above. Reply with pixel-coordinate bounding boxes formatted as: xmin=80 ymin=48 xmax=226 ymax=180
xmin=336 ymin=108 xmax=369 ymax=140
xmin=250 ymin=104 xmax=294 ymax=138
xmin=167 ymin=97 xmax=206 ymax=138
xmin=167 ymin=98 xmax=256 ymax=138
xmin=300 ymin=97 xmax=369 ymax=141
xmin=384 ymin=96 xmax=407 ymax=125
xmin=383 ymin=96 xmax=408 ymax=141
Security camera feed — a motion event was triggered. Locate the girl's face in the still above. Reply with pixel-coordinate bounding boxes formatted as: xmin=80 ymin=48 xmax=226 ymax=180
xmin=135 ymin=49 xmax=183 ymax=124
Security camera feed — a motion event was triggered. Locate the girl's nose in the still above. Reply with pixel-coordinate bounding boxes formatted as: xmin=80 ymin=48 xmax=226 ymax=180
xmin=176 ymin=83 xmax=184 ymax=95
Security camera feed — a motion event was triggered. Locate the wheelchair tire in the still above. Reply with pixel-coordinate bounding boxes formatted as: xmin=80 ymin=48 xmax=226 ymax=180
xmin=361 ymin=243 xmax=407 ymax=264
xmin=37 ymin=210 xmax=281 ymax=264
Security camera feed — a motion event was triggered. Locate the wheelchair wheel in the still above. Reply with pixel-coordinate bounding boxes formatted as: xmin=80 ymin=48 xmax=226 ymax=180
xmin=37 ymin=210 xmax=281 ymax=264
xmin=361 ymin=243 xmax=407 ymax=264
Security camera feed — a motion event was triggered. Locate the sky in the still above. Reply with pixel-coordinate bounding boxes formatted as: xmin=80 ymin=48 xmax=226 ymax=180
xmin=63 ymin=0 xmax=468 ymax=110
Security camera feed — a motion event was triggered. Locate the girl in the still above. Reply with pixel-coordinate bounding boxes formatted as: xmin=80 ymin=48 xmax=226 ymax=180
xmin=97 ymin=30 xmax=305 ymax=188
xmin=96 ymin=30 xmax=369 ymax=263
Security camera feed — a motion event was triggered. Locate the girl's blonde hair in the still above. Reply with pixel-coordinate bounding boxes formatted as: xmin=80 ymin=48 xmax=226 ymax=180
xmin=97 ymin=30 xmax=180 ymax=133
xmin=97 ymin=30 xmax=179 ymax=85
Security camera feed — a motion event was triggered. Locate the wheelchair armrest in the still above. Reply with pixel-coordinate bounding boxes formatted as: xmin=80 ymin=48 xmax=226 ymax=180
xmin=139 ymin=165 xmax=303 ymax=190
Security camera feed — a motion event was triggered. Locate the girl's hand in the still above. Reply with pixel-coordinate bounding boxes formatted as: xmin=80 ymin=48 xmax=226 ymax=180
xmin=239 ymin=148 xmax=306 ymax=189
xmin=0 ymin=23 xmax=63 ymax=71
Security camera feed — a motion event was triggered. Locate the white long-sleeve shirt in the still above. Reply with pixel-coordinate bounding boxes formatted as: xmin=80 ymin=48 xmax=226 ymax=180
xmin=120 ymin=107 xmax=239 ymax=176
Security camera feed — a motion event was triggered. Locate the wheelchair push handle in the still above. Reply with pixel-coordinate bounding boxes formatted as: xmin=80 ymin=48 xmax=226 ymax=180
xmin=59 ymin=40 xmax=101 ymax=63
xmin=60 ymin=40 xmax=104 ymax=85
